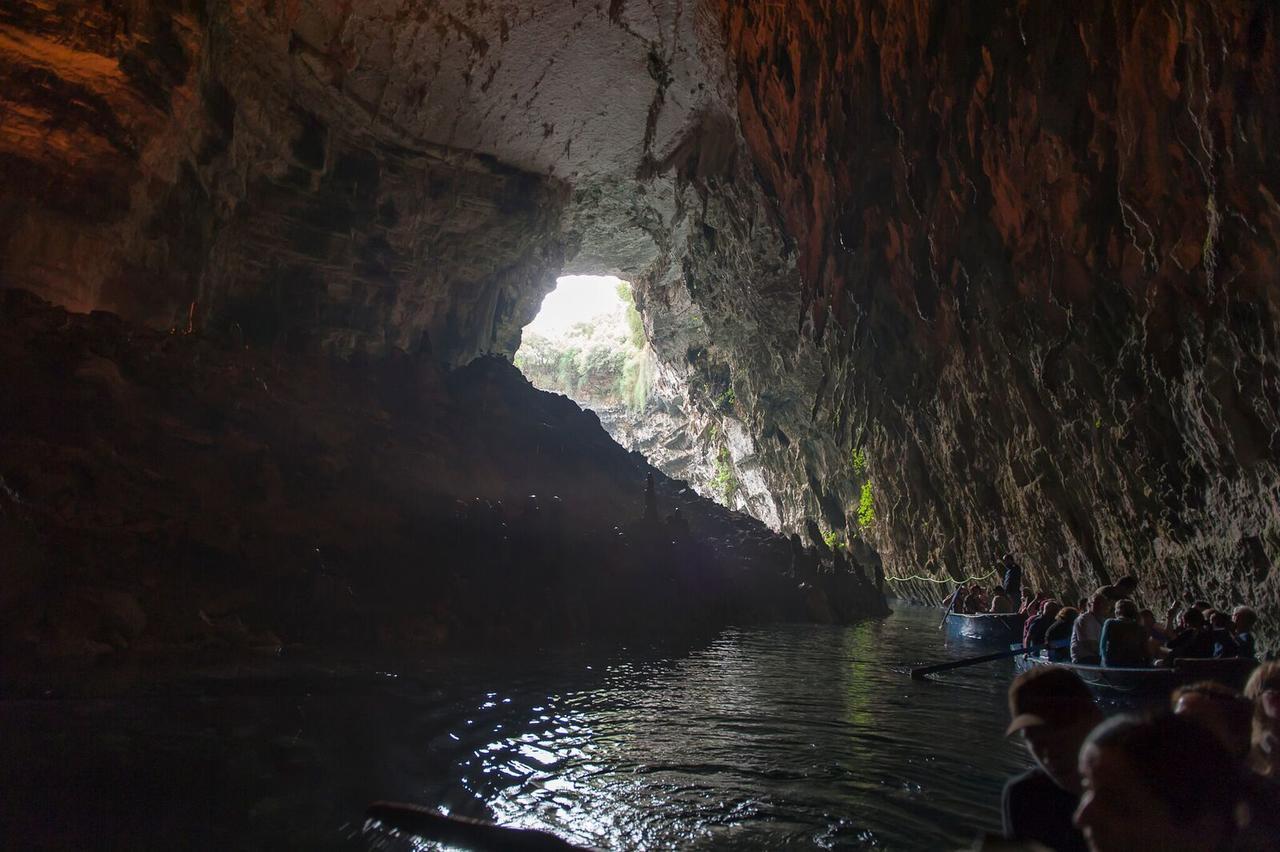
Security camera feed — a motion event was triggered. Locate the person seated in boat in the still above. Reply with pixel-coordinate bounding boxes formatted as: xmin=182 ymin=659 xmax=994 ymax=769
xmin=1232 ymin=606 xmax=1259 ymax=660
xmin=1245 ymin=662 xmax=1280 ymax=778
xmin=1172 ymin=681 xmax=1255 ymax=762
xmin=1137 ymin=608 xmax=1171 ymax=643
xmin=1136 ymin=609 xmax=1170 ymax=662
xmin=943 ymin=584 xmax=968 ymax=612
xmin=964 ymin=587 xmax=989 ymax=614
xmin=1099 ymin=599 xmax=1150 ymax=668
xmin=1073 ymin=713 xmax=1249 ymax=852
xmin=989 ymin=585 xmax=1016 ymax=614
xmin=1025 ymin=600 xmax=1062 ymax=649
xmin=1208 ymin=610 xmax=1241 ymax=658
xmin=1020 ymin=589 xmax=1048 ymax=615
xmin=1164 ymin=607 xmax=1216 ymax=662
xmin=1045 ymin=607 xmax=1079 ymax=663
xmin=1002 ymin=666 xmax=1100 ymax=852
xmin=1070 ymin=593 xmax=1109 ymax=665
xmin=1018 ymin=589 xmax=1034 ymax=614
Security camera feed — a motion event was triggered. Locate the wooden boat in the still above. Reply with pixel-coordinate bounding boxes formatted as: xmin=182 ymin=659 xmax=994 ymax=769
xmin=944 ymin=611 xmax=1026 ymax=645
xmin=1015 ymin=652 xmax=1258 ymax=698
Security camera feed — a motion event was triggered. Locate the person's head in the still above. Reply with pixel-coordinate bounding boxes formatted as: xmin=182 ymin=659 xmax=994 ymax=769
xmin=1041 ymin=600 xmax=1062 ymax=619
xmin=1006 ymin=666 xmax=1102 ymax=792
xmin=1137 ymin=608 xmax=1155 ymax=630
xmin=1180 ymin=607 xmax=1206 ymax=630
xmin=1193 ymin=599 xmax=1213 ymax=613
xmin=1244 ymin=661 xmax=1280 ymax=775
xmin=1074 ymin=713 xmax=1243 ymax=852
xmin=1172 ymin=682 xmax=1254 ymax=760
xmin=1097 ymin=585 xmax=1119 ymax=602
xmin=1231 ymin=606 xmax=1257 ymax=633
xmin=992 ymin=585 xmax=1006 ymax=597
xmin=1113 ymin=599 xmax=1138 ymax=620
xmin=1056 ymin=606 xmax=1080 ymax=624
xmin=1114 ymin=575 xmax=1138 ymax=596
xmin=1088 ymin=593 xmax=1109 ymax=617
xmin=1209 ymin=610 xmax=1231 ymax=630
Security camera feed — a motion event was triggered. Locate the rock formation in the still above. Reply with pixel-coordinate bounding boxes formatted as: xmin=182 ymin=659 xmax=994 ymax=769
xmin=713 ymin=1 xmax=1280 ymax=637
xmin=0 ymin=289 xmax=886 ymax=663
xmin=1 ymin=1 xmax=1277 ymax=648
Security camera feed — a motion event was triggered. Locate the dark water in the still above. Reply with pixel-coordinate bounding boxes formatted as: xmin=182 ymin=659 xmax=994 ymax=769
xmin=1 ymin=604 xmax=1031 ymax=849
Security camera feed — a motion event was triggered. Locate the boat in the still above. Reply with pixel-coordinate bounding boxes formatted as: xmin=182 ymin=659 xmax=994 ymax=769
xmin=1015 ymin=652 xmax=1258 ymax=699
xmin=944 ymin=611 xmax=1026 ymax=645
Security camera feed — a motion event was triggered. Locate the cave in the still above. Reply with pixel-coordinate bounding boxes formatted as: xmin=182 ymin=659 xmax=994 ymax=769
xmin=1 ymin=1 xmax=1277 ymax=848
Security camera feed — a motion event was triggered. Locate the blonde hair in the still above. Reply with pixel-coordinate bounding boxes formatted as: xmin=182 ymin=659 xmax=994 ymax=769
xmin=1244 ymin=661 xmax=1280 ymax=776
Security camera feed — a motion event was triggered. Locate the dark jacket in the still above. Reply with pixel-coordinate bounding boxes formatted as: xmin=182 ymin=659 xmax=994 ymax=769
xmin=1166 ymin=627 xmax=1215 ymax=661
xmin=1044 ymin=619 xmax=1073 ymax=662
xmin=1003 ymin=767 xmax=1088 ymax=852
xmin=1026 ymin=613 xmax=1054 ymax=647
xmin=1100 ymin=618 xmax=1149 ymax=667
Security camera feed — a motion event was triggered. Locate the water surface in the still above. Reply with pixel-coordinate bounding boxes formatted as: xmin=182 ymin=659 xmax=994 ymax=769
xmin=2 ymin=603 xmax=1030 ymax=849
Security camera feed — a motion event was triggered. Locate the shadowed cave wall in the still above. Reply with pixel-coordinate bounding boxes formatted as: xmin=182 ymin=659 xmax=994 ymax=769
xmin=1 ymin=1 xmax=1278 ymax=647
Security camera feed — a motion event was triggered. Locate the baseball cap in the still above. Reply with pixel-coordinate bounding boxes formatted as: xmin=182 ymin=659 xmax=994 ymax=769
xmin=1006 ymin=666 xmax=1098 ymax=736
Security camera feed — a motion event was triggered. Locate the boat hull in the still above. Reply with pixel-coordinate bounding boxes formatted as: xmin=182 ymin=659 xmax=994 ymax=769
xmin=1015 ymin=654 xmax=1257 ymax=698
xmin=944 ymin=611 xmax=1026 ymax=645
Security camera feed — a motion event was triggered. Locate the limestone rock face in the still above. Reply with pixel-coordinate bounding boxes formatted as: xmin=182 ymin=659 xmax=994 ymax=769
xmin=3 ymin=1 xmax=1279 ymax=648
xmin=713 ymin=1 xmax=1280 ymax=631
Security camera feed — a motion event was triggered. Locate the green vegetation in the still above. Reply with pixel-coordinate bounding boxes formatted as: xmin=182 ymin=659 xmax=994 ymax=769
xmin=711 ymin=445 xmax=741 ymax=503
xmin=857 ymin=480 xmax=876 ymax=528
xmin=514 ymin=280 xmax=652 ymax=412
xmin=822 ymin=529 xmax=845 ymax=550
xmin=850 ymin=447 xmax=867 ymax=475
xmin=617 ymin=280 xmax=645 ymax=349
xmin=715 ymin=385 xmax=736 ymax=411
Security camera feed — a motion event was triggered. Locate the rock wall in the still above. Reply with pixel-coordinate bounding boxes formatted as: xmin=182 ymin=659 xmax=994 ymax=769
xmin=3 ymin=1 xmax=1278 ymax=647
xmin=0 ymin=289 xmax=886 ymax=664
xmin=713 ymin=0 xmax=1280 ymax=637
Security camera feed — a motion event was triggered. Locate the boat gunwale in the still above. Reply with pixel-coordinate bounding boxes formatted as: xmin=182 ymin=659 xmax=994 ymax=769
xmin=1015 ymin=653 xmax=1257 ymax=695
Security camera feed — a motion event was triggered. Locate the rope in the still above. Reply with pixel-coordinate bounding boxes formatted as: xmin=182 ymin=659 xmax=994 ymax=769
xmin=883 ymin=568 xmax=999 ymax=585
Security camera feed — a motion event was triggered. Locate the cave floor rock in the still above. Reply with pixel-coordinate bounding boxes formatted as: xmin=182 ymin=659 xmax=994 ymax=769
xmin=0 ymin=290 xmax=887 ymax=672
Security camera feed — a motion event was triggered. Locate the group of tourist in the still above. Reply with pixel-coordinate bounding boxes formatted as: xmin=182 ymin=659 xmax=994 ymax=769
xmin=1001 ymin=661 xmax=1280 ymax=851
xmin=1024 ymin=581 xmax=1258 ymax=668
xmin=945 ymin=555 xmax=1028 ymax=614
xmin=946 ymin=571 xmax=1261 ymax=669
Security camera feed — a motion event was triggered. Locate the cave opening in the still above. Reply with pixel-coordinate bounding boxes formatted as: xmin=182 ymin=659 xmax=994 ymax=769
xmin=513 ymin=274 xmax=692 ymax=480
xmin=514 ymin=274 xmax=653 ymax=416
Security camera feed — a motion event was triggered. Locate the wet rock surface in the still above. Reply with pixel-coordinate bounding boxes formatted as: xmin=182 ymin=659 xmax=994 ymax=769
xmin=0 ymin=291 xmax=886 ymax=668
xmin=2 ymin=1 xmax=1277 ymax=652
xmin=710 ymin=1 xmax=1280 ymax=649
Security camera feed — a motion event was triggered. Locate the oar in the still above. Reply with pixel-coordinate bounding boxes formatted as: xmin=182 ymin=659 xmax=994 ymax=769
xmin=366 ymin=802 xmax=594 ymax=851
xmin=910 ymin=639 xmax=1067 ymax=680
xmin=937 ymin=584 xmax=960 ymax=629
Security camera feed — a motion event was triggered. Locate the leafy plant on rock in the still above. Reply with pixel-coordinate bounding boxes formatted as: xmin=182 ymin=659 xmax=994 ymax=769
xmin=712 ymin=445 xmax=741 ymax=503
xmin=857 ymin=480 xmax=876 ymax=528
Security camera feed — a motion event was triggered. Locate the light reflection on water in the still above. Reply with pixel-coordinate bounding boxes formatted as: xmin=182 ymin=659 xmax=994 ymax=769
xmin=450 ymin=610 xmax=1029 ymax=849
xmin=1 ymin=604 xmax=1029 ymax=849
